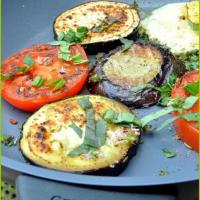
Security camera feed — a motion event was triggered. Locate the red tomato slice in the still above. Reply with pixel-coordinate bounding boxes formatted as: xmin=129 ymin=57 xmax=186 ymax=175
xmin=2 ymin=44 xmax=89 ymax=112
xmin=171 ymin=70 xmax=199 ymax=152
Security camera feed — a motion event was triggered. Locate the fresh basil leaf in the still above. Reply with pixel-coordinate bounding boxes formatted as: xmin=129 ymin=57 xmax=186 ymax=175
xmin=23 ymin=54 xmax=35 ymax=67
xmin=155 ymin=116 xmax=179 ymax=132
xmin=57 ymin=32 xmax=65 ymax=41
xmin=180 ymin=112 xmax=198 ymax=121
xmin=182 ymin=96 xmax=198 ymax=110
xmin=103 ymin=109 xmax=117 ymax=122
xmin=69 ymin=123 xmax=83 ymax=138
xmin=162 ymin=148 xmax=177 ymax=158
xmin=120 ymin=38 xmax=133 ymax=52
xmin=114 ymin=112 xmax=136 ymax=123
xmin=78 ymin=96 xmax=92 ymax=110
xmin=32 ymin=76 xmax=45 ymax=88
xmin=183 ymin=81 xmax=199 ymax=96
xmin=68 ymin=143 xmax=90 ymax=157
xmin=84 ymin=126 xmax=98 ymax=147
xmin=52 ymin=79 xmax=65 ymax=92
xmin=59 ymin=44 xmax=70 ymax=53
xmin=141 ymin=106 xmax=175 ymax=127
xmin=48 ymin=41 xmax=66 ymax=46
xmin=72 ymin=54 xmax=88 ymax=64
xmin=96 ymin=120 xmax=107 ymax=147
xmin=86 ymin=108 xmax=95 ymax=130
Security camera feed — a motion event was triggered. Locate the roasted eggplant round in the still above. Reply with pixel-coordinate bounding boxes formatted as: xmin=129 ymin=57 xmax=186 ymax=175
xmin=88 ymin=41 xmax=186 ymax=107
xmin=53 ymin=1 xmax=140 ymax=53
xmin=20 ymin=95 xmax=140 ymax=175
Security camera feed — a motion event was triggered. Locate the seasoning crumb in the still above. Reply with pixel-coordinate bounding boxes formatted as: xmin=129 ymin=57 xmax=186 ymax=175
xmin=159 ymin=170 xmax=169 ymax=176
xmin=9 ymin=118 xmax=18 ymax=125
xmin=175 ymin=135 xmax=181 ymax=140
xmin=2 ymin=135 xmax=18 ymax=147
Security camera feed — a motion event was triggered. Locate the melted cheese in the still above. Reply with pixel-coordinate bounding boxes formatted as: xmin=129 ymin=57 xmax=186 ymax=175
xmin=141 ymin=2 xmax=199 ymax=55
xmin=103 ymin=43 xmax=163 ymax=89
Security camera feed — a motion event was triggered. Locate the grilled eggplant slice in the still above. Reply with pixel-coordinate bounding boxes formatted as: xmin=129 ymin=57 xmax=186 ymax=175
xmin=53 ymin=1 xmax=140 ymax=53
xmin=20 ymin=95 xmax=140 ymax=175
xmin=88 ymin=41 xmax=185 ymax=107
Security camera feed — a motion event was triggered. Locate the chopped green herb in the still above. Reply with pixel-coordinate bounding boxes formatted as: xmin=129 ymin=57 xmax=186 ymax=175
xmin=155 ymin=74 xmax=177 ymax=106
xmin=96 ymin=120 xmax=107 ymax=147
xmin=159 ymin=170 xmax=169 ymax=176
xmin=2 ymin=135 xmax=18 ymax=147
xmin=126 ymin=134 xmax=137 ymax=143
xmin=52 ymin=79 xmax=65 ymax=92
xmin=89 ymin=74 xmax=101 ymax=83
xmin=72 ymin=54 xmax=88 ymax=64
xmin=103 ymin=109 xmax=142 ymax=127
xmin=120 ymin=38 xmax=133 ymax=52
xmin=59 ymin=44 xmax=70 ymax=53
xmin=48 ymin=40 xmax=67 ymax=46
xmin=23 ymin=54 xmax=35 ymax=67
xmin=162 ymin=148 xmax=177 ymax=158
xmin=69 ymin=123 xmax=83 ymax=138
xmin=155 ymin=116 xmax=179 ymax=132
xmin=68 ymin=143 xmax=91 ymax=157
xmin=78 ymin=96 xmax=92 ymax=110
xmin=57 ymin=32 xmax=65 ymax=41
xmin=103 ymin=109 xmax=117 ymax=122
xmin=182 ymin=96 xmax=198 ymax=110
xmin=32 ymin=76 xmax=45 ymax=88
xmin=91 ymin=17 xmax=118 ymax=33
xmin=141 ymin=106 xmax=175 ymax=127
xmin=184 ymin=81 xmax=199 ymax=95
xmin=58 ymin=53 xmax=72 ymax=61
xmin=180 ymin=112 xmax=198 ymax=121
xmin=47 ymin=79 xmax=61 ymax=86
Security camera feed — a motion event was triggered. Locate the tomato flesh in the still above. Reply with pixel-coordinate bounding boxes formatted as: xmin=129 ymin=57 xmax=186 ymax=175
xmin=171 ymin=70 xmax=199 ymax=152
xmin=2 ymin=44 xmax=89 ymax=112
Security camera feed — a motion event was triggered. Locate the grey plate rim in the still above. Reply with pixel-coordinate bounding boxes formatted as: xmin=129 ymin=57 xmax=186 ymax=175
xmin=2 ymin=157 xmax=197 ymax=186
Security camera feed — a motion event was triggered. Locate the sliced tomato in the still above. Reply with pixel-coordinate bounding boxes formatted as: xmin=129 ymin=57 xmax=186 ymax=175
xmin=171 ymin=70 xmax=199 ymax=152
xmin=2 ymin=44 xmax=89 ymax=112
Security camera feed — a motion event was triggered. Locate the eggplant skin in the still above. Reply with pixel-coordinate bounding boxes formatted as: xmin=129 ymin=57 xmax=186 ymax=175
xmin=88 ymin=40 xmax=186 ymax=107
xmin=20 ymin=95 xmax=140 ymax=176
xmin=53 ymin=1 xmax=140 ymax=54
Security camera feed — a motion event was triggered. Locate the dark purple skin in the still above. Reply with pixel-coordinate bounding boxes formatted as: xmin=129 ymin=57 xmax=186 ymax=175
xmin=88 ymin=40 xmax=186 ymax=108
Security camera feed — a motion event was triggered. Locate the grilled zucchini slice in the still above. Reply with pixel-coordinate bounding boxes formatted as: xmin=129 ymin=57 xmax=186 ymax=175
xmin=88 ymin=41 xmax=185 ymax=107
xmin=53 ymin=1 xmax=139 ymax=53
xmin=20 ymin=95 xmax=140 ymax=175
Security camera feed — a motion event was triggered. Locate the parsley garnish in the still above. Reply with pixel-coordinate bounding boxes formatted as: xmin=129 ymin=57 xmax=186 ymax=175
xmin=155 ymin=74 xmax=177 ymax=106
